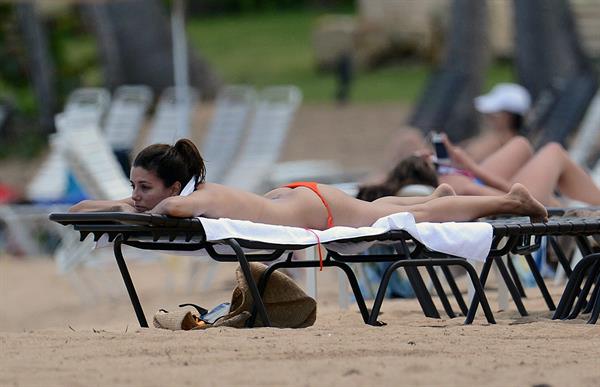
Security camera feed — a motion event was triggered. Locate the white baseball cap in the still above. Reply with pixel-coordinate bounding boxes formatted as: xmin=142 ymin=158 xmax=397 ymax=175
xmin=474 ymin=83 xmax=531 ymax=115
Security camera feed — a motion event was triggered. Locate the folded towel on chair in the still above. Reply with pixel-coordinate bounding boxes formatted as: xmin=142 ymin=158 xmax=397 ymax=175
xmin=199 ymin=212 xmax=493 ymax=262
xmin=95 ymin=212 xmax=493 ymax=261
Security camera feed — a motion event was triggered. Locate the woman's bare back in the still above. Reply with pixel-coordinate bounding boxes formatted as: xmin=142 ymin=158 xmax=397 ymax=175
xmin=195 ymin=183 xmax=335 ymax=229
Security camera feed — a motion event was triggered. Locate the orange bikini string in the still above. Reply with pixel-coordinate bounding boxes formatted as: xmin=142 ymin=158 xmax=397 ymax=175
xmin=305 ymin=228 xmax=324 ymax=271
xmin=283 ymin=182 xmax=334 ymax=229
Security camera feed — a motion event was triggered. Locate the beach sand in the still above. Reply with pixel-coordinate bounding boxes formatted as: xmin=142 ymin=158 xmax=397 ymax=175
xmin=1 ymin=102 xmax=599 ymax=386
xmin=1 ymin=256 xmax=598 ymax=387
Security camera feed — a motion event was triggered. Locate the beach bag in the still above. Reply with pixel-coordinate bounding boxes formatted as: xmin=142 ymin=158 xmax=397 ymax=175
xmin=153 ymin=263 xmax=316 ymax=330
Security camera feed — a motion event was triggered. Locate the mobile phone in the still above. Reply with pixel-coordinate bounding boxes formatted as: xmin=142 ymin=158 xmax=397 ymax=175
xmin=431 ymin=132 xmax=450 ymax=164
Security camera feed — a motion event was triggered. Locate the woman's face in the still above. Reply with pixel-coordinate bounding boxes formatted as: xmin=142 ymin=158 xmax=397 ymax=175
xmin=485 ymin=111 xmax=511 ymax=130
xmin=130 ymin=167 xmax=178 ymax=212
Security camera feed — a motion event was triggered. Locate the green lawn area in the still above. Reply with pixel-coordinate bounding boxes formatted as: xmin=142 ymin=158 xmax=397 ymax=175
xmin=188 ymin=11 xmax=515 ymax=103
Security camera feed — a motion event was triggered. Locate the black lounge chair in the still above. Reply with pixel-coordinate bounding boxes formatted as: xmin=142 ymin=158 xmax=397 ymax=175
xmin=49 ymin=213 xmax=600 ymax=327
xmin=49 ymin=212 xmax=495 ymax=327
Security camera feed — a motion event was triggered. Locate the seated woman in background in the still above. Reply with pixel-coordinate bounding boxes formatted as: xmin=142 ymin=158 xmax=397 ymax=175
xmin=369 ymin=134 xmax=600 ymax=207
xmin=360 ymin=83 xmax=531 ymax=186
xmin=69 ymin=138 xmax=549 ymax=227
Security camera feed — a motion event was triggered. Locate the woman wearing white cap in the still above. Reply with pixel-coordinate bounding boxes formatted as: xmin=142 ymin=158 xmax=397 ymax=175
xmin=360 ymin=83 xmax=532 ymax=187
xmin=462 ymin=83 xmax=532 ymax=162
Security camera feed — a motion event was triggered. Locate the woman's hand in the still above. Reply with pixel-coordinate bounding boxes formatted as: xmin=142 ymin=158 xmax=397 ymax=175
xmin=442 ymin=134 xmax=476 ymax=170
xmin=108 ymin=203 xmax=137 ymax=213
xmin=148 ymin=197 xmax=174 ymax=215
xmin=69 ymin=199 xmax=136 ymax=213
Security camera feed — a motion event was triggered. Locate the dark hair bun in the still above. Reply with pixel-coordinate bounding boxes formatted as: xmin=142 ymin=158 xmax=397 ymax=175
xmin=174 ymin=139 xmax=206 ymax=185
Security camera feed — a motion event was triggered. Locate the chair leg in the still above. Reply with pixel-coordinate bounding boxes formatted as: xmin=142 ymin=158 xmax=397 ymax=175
xmin=553 ymin=253 xmax=600 ymax=320
xmin=583 ymin=274 xmax=600 ymax=314
xmin=368 ymin=258 xmax=494 ymax=325
xmin=405 ymin=267 xmax=440 ymax=318
xmin=425 ymin=266 xmax=455 ymax=318
xmin=461 ymin=261 xmax=495 ymax=324
xmin=567 ymin=260 xmax=600 ymax=319
xmin=113 ymin=234 xmax=148 ymax=328
xmin=506 ymin=255 xmax=527 ymax=298
xmin=548 ymin=236 xmax=573 ymax=277
xmin=441 ymin=265 xmax=469 ymax=316
xmin=466 ymin=258 xmax=493 ymax=323
xmin=368 ymin=261 xmax=405 ymax=326
xmin=494 ymin=257 xmax=529 ymax=316
xmin=331 ymin=261 xmax=372 ymax=324
xmin=587 ymin=281 xmax=600 ymax=324
xmin=252 ymin=259 xmax=372 ymax=326
xmin=524 ymin=254 xmax=556 ymax=311
xmin=395 ymin=243 xmax=440 ymax=319
xmin=225 ymin=239 xmax=271 ymax=327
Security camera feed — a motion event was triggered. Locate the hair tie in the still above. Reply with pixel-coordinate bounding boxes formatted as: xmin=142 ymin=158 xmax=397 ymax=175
xmin=180 ymin=175 xmax=197 ymax=196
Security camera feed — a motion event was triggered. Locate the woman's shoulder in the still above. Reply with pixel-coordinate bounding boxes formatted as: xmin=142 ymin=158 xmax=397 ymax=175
xmin=195 ymin=182 xmax=226 ymax=193
xmin=190 ymin=182 xmax=235 ymax=199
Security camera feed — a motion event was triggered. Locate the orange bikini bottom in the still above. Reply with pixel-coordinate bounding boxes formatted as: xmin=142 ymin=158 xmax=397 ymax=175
xmin=283 ymin=181 xmax=334 ymax=229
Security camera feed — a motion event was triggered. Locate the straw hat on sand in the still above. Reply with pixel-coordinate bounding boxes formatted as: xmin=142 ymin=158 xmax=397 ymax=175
xmin=154 ymin=263 xmax=316 ymax=330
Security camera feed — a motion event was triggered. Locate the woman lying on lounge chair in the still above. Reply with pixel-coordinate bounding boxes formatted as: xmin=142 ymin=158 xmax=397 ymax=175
xmin=370 ymin=135 xmax=600 ymax=208
xmin=69 ymin=138 xmax=549 ymax=227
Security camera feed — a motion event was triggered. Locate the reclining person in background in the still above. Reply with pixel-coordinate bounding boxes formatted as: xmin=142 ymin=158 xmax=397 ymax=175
xmin=367 ymin=134 xmax=600 ymax=208
xmin=361 ymin=83 xmax=531 ymax=186
xmin=69 ymin=138 xmax=549 ymax=226
xmin=460 ymin=82 xmax=531 ymax=163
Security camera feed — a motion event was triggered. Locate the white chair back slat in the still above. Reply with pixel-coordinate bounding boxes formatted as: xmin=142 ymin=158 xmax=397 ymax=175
xmin=25 ymin=134 xmax=69 ymax=202
xmin=145 ymin=86 xmax=199 ymax=146
xmin=104 ymin=85 xmax=153 ymax=150
xmin=222 ymin=85 xmax=302 ymax=192
xmin=202 ymin=85 xmax=257 ymax=183
xmin=63 ymin=127 xmax=131 ymax=200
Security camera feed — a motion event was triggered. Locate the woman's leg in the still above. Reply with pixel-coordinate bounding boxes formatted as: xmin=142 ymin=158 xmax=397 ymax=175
xmin=373 ymin=183 xmax=455 ymax=205
xmin=368 ymin=184 xmax=548 ymax=224
xmin=510 ymin=142 xmax=600 ymax=205
xmin=322 ymin=183 xmax=547 ymax=227
xmin=478 ymin=136 xmax=534 ymax=180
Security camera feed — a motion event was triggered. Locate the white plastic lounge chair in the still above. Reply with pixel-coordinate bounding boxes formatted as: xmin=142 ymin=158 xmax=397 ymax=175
xmin=62 ymin=87 xmax=111 ymax=130
xmin=53 ymin=125 xmax=161 ymax=301
xmin=104 ymin=85 xmax=153 ymax=152
xmin=221 ymin=85 xmax=302 ymax=192
xmin=25 ymin=134 xmax=69 ymax=203
xmin=61 ymin=126 xmax=132 ymax=200
xmin=26 ymin=88 xmax=111 ymax=203
xmin=202 ymin=85 xmax=257 ymax=183
xmin=145 ymin=86 xmax=199 ymax=146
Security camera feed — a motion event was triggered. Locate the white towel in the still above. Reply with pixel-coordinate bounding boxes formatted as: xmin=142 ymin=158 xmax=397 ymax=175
xmin=96 ymin=212 xmax=493 ymax=261
xmin=199 ymin=212 xmax=493 ymax=262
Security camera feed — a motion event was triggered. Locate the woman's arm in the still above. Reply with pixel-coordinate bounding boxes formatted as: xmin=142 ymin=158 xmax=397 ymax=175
xmin=467 ymin=162 xmax=512 ymax=192
xmin=443 ymin=135 xmax=511 ymax=192
xmin=150 ymin=193 xmax=210 ymax=218
xmin=69 ymin=198 xmax=135 ymax=213
xmin=439 ymin=174 xmax=506 ymax=196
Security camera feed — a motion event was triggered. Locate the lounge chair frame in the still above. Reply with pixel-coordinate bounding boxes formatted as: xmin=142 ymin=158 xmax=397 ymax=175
xmin=49 ymin=213 xmax=600 ymax=326
xmin=464 ymin=217 xmax=600 ymax=324
xmin=49 ymin=212 xmax=496 ymax=327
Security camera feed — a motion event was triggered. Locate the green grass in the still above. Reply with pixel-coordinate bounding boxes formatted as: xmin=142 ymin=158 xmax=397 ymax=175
xmin=188 ymin=11 xmax=515 ymax=103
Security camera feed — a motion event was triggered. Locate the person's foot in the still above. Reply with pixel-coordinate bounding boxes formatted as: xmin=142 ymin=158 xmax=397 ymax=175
xmin=506 ymin=183 xmax=548 ymax=222
xmin=432 ymin=183 xmax=456 ymax=198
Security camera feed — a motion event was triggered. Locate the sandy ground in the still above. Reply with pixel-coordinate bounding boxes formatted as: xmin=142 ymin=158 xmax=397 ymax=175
xmin=1 ymin=255 xmax=599 ymax=387
xmin=1 ymin=103 xmax=599 ymax=386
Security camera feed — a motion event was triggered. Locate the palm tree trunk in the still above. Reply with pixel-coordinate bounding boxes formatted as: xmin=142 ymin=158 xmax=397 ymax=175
xmin=16 ymin=2 xmax=56 ymax=135
xmin=410 ymin=0 xmax=489 ymax=142
xmin=81 ymin=0 xmax=220 ymax=98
